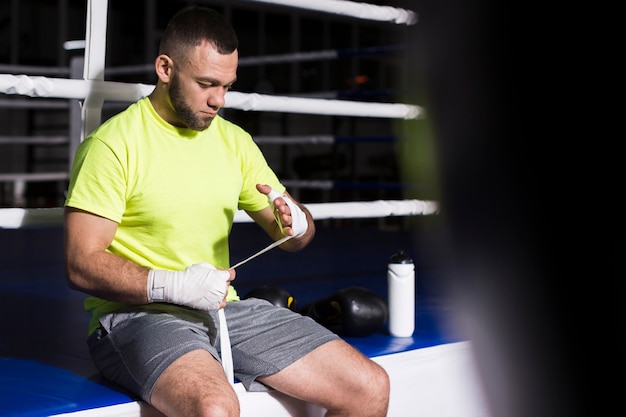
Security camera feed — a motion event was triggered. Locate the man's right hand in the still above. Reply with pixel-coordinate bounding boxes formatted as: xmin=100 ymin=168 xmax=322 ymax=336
xmin=147 ymin=263 xmax=234 ymax=310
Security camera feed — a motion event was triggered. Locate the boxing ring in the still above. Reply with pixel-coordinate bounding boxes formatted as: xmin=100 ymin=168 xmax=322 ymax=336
xmin=0 ymin=1 xmax=490 ymax=416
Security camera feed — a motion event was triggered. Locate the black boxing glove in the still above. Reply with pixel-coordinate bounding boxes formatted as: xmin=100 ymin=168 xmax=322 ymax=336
xmin=300 ymin=286 xmax=388 ymax=337
xmin=243 ymin=284 xmax=299 ymax=311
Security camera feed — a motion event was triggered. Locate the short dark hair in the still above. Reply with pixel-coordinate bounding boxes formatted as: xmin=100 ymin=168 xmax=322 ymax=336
xmin=159 ymin=6 xmax=238 ymax=60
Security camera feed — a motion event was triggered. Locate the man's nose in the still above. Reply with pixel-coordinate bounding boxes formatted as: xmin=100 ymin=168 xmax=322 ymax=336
xmin=208 ymin=86 xmax=227 ymax=109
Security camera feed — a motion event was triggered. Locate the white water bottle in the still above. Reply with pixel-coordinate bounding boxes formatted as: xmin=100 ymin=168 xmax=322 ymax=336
xmin=387 ymin=250 xmax=415 ymax=337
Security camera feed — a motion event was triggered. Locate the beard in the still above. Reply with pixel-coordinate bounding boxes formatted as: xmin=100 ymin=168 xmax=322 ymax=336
xmin=169 ymin=73 xmax=214 ymax=131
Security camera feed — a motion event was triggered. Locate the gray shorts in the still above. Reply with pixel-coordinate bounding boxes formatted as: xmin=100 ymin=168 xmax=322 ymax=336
xmin=87 ymin=298 xmax=339 ymax=402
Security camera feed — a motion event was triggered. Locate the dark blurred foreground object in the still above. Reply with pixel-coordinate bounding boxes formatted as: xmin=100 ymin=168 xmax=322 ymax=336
xmin=300 ymin=286 xmax=388 ymax=337
xmin=408 ymin=2 xmax=604 ymax=416
xmin=242 ymin=284 xmax=299 ymax=311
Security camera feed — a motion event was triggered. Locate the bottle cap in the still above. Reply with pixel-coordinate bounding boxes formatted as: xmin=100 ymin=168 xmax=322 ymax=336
xmin=389 ymin=250 xmax=413 ymax=264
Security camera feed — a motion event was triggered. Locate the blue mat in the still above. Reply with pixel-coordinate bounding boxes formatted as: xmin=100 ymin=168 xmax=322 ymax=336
xmin=0 ymin=358 xmax=133 ymax=416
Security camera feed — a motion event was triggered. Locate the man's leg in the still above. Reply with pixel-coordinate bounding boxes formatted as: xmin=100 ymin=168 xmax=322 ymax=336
xmin=258 ymin=339 xmax=390 ymax=417
xmin=90 ymin=311 xmax=239 ymax=417
xmin=150 ymin=349 xmax=240 ymax=417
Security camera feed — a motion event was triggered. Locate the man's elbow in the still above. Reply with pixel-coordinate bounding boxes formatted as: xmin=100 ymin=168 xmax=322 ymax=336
xmin=64 ymin=262 xmax=88 ymax=292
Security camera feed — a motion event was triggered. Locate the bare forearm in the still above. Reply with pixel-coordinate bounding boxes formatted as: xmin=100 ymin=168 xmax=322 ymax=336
xmin=64 ymin=207 xmax=149 ymax=304
xmin=66 ymin=249 xmax=149 ymax=304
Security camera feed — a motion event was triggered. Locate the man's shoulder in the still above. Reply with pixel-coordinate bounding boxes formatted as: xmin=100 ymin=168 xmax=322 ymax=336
xmin=212 ymin=114 xmax=249 ymax=136
xmin=102 ymin=98 xmax=146 ymax=126
xmin=87 ymin=98 xmax=146 ymax=141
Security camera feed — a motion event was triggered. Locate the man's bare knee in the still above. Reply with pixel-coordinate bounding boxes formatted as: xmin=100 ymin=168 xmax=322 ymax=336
xmin=319 ymin=348 xmax=390 ymax=417
xmin=361 ymin=362 xmax=390 ymax=416
xmin=191 ymin=393 xmax=240 ymax=417
xmin=150 ymin=350 xmax=239 ymax=417
xmin=337 ymin=361 xmax=389 ymax=417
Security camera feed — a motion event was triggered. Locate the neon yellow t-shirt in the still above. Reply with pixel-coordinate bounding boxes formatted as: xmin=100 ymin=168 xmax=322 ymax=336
xmin=65 ymin=97 xmax=284 ymax=334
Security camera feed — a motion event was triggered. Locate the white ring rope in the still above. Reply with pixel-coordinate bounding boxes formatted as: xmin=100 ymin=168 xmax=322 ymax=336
xmin=0 ymin=74 xmax=153 ymax=101
xmin=0 ymin=74 xmax=421 ymax=119
xmin=0 ymin=200 xmax=438 ymax=229
xmin=226 ymin=91 xmax=420 ymax=119
xmin=243 ymin=0 xmax=417 ymax=25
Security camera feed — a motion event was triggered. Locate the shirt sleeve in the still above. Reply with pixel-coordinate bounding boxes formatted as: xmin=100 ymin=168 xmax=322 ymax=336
xmin=236 ymin=133 xmax=285 ymax=212
xmin=65 ymin=135 xmax=127 ymax=223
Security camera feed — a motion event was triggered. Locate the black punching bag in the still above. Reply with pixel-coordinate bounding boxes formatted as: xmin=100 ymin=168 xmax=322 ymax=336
xmin=243 ymin=285 xmax=299 ymax=311
xmin=300 ymin=287 xmax=388 ymax=337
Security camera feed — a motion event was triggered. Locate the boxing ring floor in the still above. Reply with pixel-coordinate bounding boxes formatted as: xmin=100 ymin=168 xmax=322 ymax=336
xmin=0 ymin=220 xmax=490 ymax=417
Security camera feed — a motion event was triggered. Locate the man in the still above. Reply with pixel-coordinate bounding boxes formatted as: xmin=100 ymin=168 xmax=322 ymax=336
xmin=64 ymin=5 xmax=389 ymax=417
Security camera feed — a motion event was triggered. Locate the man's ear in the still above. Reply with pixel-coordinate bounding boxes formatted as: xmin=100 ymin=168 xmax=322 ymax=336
xmin=155 ymin=54 xmax=173 ymax=83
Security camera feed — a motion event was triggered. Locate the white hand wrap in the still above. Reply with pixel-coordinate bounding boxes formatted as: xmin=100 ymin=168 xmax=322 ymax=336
xmin=147 ymin=262 xmax=230 ymax=311
xmin=268 ymin=188 xmax=308 ymax=237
